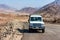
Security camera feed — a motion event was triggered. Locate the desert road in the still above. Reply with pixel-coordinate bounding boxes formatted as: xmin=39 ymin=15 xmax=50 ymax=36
xmin=22 ymin=23 xmax=60 ymax=40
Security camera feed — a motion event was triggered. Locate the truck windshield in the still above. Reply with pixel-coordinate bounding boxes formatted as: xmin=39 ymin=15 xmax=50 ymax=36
xmin=30 ymin=17 xmax=42 ymax=21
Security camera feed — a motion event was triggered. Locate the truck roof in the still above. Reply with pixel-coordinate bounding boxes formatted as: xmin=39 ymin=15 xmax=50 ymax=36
xmin=30 ymin=15 xmax=42 ymax=17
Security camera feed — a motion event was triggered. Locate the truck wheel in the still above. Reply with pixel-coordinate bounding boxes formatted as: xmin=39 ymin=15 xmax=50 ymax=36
xmin=29 ymin=28 xmax=32 ymax=32
xmin=42 ymin=29 xmax=45 ymax=33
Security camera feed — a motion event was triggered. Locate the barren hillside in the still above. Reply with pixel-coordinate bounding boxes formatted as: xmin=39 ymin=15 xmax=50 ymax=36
xmin=35 ymin=0 xmax=60 ymax=23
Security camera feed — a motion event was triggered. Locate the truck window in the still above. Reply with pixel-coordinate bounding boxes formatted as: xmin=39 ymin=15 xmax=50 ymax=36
xmin=30 ymin=17 xmax=42 ymax=21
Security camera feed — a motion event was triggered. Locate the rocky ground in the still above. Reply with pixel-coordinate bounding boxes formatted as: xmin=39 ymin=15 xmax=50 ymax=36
xmin=0 ymin=20 xmax=24 ymax=40
xmin=0 ymin=13 xmax=60 ymax=40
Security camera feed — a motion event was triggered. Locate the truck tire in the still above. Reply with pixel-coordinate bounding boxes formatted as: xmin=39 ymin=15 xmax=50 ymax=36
xmin=29 ymin=28 xmax=32 ymax=32
xmin=42 ymin=29 xmax=45 ymax=33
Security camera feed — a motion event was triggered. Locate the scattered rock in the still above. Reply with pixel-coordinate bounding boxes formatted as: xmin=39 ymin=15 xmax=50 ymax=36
xmin=0 ymin=20 xmax=24 ymax=40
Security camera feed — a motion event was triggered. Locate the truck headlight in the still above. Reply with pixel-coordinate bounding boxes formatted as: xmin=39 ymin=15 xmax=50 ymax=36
xmin=30 ymin=23 xmax=33 ymax=27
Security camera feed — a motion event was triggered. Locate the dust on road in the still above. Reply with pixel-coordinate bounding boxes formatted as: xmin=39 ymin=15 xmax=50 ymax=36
xmin=22 ymin=23 xmax=60 ymax=40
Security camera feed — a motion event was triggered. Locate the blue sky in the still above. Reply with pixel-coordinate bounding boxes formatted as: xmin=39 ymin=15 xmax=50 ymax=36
xmin=0 ymin=0 xmax=55 ymax=10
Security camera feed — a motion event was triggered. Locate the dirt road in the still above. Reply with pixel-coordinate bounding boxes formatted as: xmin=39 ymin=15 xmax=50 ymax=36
xmin=22 ymin=23 xmax=60 ymax=40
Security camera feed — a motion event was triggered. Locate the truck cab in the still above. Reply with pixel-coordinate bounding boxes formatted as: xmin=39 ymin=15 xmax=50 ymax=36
xmin=29 ymin=15 xmax=45 ymax=33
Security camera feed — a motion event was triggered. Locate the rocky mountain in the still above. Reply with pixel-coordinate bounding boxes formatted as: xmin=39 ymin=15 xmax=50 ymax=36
xmin=17 ymin=7 xmax=37 ymax=14
xmin=0 ymin=4 xmax=16 ymax=12
xmin=35 ymin=0 xmax=60 ymax=23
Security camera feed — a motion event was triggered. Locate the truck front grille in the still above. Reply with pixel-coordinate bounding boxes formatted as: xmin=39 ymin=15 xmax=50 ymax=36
xmin=33 ymin=23 xmax=41 ymax=27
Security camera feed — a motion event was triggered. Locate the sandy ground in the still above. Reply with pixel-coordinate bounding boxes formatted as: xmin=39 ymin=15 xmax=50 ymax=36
xmin=22 ymin=23 xmax=60 ymax=40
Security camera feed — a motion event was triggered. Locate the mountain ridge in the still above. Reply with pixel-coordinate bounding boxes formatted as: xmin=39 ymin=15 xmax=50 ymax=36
xmin=17 ymin=7 xmax=38 ymax=14
xmin=0 ymin=4 xmax=17 ymax=10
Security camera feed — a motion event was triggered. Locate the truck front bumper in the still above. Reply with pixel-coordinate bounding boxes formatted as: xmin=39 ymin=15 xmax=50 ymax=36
xmin=29 ymin=26 xmax=45 ymax=30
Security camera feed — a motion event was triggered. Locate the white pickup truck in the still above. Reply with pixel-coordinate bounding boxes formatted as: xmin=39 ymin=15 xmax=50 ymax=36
xmin=29 ymin=15 xmax=45 ymax=33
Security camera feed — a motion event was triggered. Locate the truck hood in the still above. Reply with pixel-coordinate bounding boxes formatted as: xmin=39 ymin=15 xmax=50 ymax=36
xmin=30 ymin=21 xmax=44 ymax=24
